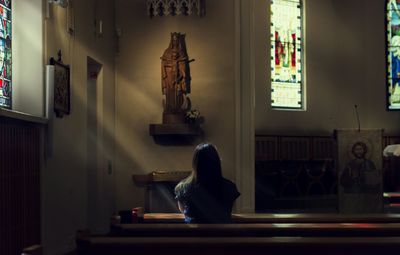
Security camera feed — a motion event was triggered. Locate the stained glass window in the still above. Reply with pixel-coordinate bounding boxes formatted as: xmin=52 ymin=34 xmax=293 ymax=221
xmin=270 ymin=0 xmax=303 ymax=109
xmin=0 ymin=0 xmax=11 ymax=109
xmin=387 ymin=0 xmax=400 ymax=110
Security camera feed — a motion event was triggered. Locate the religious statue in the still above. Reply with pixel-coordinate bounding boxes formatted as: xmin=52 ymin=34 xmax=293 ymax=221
xmin=161 ymin=32 xmax=194 ymax=124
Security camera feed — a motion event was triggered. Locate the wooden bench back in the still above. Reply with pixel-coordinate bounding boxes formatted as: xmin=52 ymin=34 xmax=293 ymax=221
xmin=77 ymin=235 xmax=400 ymax=255
xmin=111 ymin=222 xmax=400 ymax=237
xmin=142 ymin=213 xmax=400 ymax=223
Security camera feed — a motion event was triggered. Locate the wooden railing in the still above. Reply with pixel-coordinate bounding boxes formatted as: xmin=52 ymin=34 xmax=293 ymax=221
xmin=256 ymin=134 xmax=400 ymax=161
xmin=255 ymin=135 xmax=335 ymax=161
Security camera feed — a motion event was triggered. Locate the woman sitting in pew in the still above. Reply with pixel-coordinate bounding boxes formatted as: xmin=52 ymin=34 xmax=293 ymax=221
xmin=175 ymin=143 xmax=240 ymax=223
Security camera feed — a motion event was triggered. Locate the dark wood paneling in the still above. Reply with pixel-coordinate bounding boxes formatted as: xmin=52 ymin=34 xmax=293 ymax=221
xmin=0 ymin=117 xmax=41 ymax=255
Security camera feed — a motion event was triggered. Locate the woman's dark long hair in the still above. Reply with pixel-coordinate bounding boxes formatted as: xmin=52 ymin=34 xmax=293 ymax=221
xmin=192 ymin=143 xmax=223 ymax=187
xmin=176 ymin=143 xmax=223 ymax=194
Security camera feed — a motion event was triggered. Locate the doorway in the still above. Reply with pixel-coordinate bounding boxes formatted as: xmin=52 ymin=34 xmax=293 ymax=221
xmin=86 ymin=56 xmax=113 ymax=233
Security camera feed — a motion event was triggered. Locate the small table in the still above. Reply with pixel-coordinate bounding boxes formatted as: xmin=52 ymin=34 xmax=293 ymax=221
xmin=133 ymin=171 xmax=191 ymax=212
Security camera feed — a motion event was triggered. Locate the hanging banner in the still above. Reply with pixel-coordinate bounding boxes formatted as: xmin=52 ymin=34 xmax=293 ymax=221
xmin=335 ymin=129 xmax=383 ymax=213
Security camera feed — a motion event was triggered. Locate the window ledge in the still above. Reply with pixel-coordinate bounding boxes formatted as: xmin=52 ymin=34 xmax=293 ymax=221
xmin=0 ymin=108 xmax=48 ymax=124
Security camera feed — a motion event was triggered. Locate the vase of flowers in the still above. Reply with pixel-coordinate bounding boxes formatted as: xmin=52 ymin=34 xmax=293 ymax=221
xmin=185 ymin=109 xmax=200 ymax=124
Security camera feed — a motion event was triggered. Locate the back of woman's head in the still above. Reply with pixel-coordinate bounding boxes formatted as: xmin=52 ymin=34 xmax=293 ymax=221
xmin=192 ymin=143 xmax=223 ymax=186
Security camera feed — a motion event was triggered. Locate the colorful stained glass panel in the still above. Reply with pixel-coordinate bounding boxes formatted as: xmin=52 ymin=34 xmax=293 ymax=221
xmin=271 ymin=0 xmax=303 ymax=109
xmin=271 ymin=82 xmax=301 ymax=108
xmin=387 ymin=0 xmax=400 ymax=110
xmin=0 ymin=0 xmax=10 ymax=108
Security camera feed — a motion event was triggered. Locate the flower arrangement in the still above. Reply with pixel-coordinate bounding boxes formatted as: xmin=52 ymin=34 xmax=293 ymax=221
xmin=185 ymin=109 xmax=200 ymax=123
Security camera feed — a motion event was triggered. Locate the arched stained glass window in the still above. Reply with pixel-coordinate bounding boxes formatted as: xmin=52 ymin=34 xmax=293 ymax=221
xmin=0 ymin=0 xmax=11 ymax=109
xmin=270 ymin=0 xmax=304 ymax=109
xmin=387 ymin=0 xmax=400 ymax=110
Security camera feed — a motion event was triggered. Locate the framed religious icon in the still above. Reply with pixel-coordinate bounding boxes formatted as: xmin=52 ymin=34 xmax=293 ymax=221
xmin=50 ymin=51 xmax=70 ymax=118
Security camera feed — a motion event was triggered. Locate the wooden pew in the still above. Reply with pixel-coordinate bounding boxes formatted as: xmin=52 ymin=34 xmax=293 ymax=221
xmin=111 ymin=222 xmax=400 ymax=237
xmin=77 ymin=235 xmax=400 ymax=255
xmin=142 ymin=213 xmax=400 ymax=223
xmin=87 ymin=214 xmax=400 ymax=255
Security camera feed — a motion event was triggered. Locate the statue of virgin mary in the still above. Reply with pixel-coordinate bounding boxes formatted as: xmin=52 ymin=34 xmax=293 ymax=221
xmin=161 ymin=32 xmax=193 ymax=124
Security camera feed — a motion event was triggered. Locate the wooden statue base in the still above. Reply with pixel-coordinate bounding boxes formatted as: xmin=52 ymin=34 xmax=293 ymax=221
xmin=149 ymin=123 xmax=202 ymax=136
xmin=149 ymin=123 xmax=203 ymax=145
xmin=162 ymin=113 xmax=185 ymax=124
